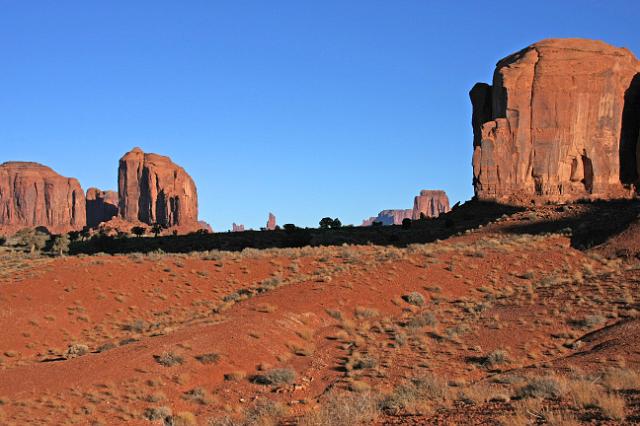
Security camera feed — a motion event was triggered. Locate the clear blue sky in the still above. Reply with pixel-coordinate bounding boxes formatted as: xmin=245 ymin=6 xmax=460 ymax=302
xmin=1 ymin=1 xmax=638 ymax=230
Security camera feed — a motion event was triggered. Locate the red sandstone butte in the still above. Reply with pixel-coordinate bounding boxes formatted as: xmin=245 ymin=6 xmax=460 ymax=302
xmin=86 ymin=187 xmax=118 ymax=228
xmin=471 ymin=38 xmax=640 ymax=203
xmin=412 ymin=190 xmax=450 ymax=219
xmin=118 ymin=148 xmax=198 ymax=228
xmin=0 ymin=162 xmax=86 ymax=234
xmin=232 ymin=223 xmax=245 ymax=232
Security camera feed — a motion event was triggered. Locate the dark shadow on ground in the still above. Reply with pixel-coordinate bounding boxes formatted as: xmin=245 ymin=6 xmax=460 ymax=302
xmin=498 ymin=199 xmax=640 ymax=249
xmin=69 ymin=201 xmax=524 ymax=255
xmin=69 ymin=198 xmax=640 ymax=255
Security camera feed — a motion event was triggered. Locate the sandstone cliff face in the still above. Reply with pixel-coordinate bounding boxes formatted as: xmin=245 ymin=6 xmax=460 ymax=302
xmin=86 ymin=188 xmax=118 ymax=228
xmin=232 ymin=223 xmax=245 ymax=232
xmin=471 ymin=38 xmax=640 ymax=203
xmin=412 ymin=190 xmax=450 ymax=219
xmin=0 ymin=162 xmax=85 ymax=233
xmin=118 ymin=148 xmax=198 ymax=228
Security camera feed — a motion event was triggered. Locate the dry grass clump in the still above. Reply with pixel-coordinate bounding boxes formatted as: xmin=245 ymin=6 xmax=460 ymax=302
xmin=153 ymin=351 xmax=184 ymax=367
xmin=243 ymin=400 xmax=288 ymax=426
xmin=515 ymin=376 xmax=564 ymax=400
xmin=182 ymin=387 xmax=213 ymax=405
xmin=143 ymin=406 xmax=172 ymax=421
xmin=195 ymin=352 xmax=220 ymax=364
xmin=224 ymin=370 xmax=246 ymax=381
xmin=402 ymin=292 xmax=426 ymax=307
xmin=404 ymin=311 xmax=437 ymax=329
xmin=300 ymin=391 xmax=379 ymax=426
xmin=170 ymin=411 xmax=197 ymax=426
xmin=484 ymin=349 xmax=509 ymax=368
xmin=380 ymin=375 xmax=449 ymax=415
xmin=64 ymin=343 xmax=89 ymax=359
xmin=601 ymin=368 xmax=640 ymax=391
xmin=251 ymin=368 xmax=296 ymax=386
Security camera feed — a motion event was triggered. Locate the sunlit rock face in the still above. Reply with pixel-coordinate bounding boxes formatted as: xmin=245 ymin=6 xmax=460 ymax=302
xmin=471 ymin=38 xmax=640 ymax=203
xmin=118 ymin=147 xmax=198 ymax=227
xmin=0 ymin=162 xmax=86 ymax=234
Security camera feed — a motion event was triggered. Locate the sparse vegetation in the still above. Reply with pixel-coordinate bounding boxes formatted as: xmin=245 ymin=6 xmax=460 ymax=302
xmin=251 ymin=368 xmax=297 ymax=386
xmin=153 ymin=351 xmax=184 ymax=367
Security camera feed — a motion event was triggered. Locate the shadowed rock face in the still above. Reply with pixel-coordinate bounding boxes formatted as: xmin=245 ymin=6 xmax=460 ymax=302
xmin=471 ymin=38 xmax=640 ymax=203
xmin=412 ymin=190 xmax=450 ymax=220
xmin=0 ymin=162 xmax=86 ymax=233
xmin=86 ymin=188 xmax=118 ymax=228
xmin=118 ymin=148 xmax=198 ymax=228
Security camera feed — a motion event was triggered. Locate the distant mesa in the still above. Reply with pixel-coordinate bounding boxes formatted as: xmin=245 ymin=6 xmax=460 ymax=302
xmin=362 ymin=190 xmax=450 ymax=226
xmin=86 ymin=188 xmax=118 ymax=228
xmin=0 ymin=162 xmax=86 ymax=235
xmin=118 ymin=147 xmax=199 ymax=228
xmin=232 ymin=223 xmax=245 ymax=232
xmin=412 ymin=190 xmax=450 ymax=220
xmin=362 ymin=209 xmax=413 ymax=226
xmin=471 ymin=38 xmax=640 ymax=203
xmin=266 ymin=212 xmax=277 ymax=230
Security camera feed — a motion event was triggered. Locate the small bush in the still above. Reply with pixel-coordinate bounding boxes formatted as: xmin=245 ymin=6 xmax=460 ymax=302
xmin=170 ymin=411 xmax=197 ymax=426
xmin=405 ymin=312 xmax=437 ymax=328
xmin=401 ymin=218 xmax=412 ymax=229
xmin=143 ymin=406 xmax=172 ymax=421
xmin=300 ymin=391 xmax=378 ymax=426
xmin=380 ymin=375 xmax=448 ymax=414
xmin=402 ymin=292 xmax=425 ymax=307
xmin=251 ymin=368 xmax=296 ymax=386
xmin=243 ymin=400 xmax=288 ymax=426
xmin=154 ymin=352 xmax=184 ymax=367
xmin=515 ymin=376 xmax=564 ymax=399
xmin=595 ymin=392 xmax=626 ymax=420
xmin=224 ymin=371 xmax=246 ymax=381
xmin=485 ymin=350 xmax=509 ymax=368
xmin=64 ymin=343 xmax=89 ymax=359
xmin=195 ymin=352 xmax=220 ymax=365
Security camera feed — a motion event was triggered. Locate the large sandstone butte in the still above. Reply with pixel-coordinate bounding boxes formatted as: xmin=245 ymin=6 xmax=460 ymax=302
xmin=118 ymin=148 xmax=198 ymax=228
xmin=86 ymin=188 xmax=118 ymax=228
xmin=471 ymin=38 xmax=640 ymax=203
xmin=0 ymin=162 xmax=86 ymax=233
xmin=412 ymin=190 xmax=450 ymax=219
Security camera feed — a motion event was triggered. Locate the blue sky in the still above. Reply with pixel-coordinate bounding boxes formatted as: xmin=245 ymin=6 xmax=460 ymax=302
xmin=1 ymin=1 xmax=638 ymax=230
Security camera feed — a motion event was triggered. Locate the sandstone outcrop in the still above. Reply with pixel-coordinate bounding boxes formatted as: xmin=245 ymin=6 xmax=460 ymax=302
xmin=471 ymin=38 xmax=640 ymax=203
xmin=266 ymin=213 xmax=277 ymax=230
xmin=232 ymin=223 xmax=245 ymax=232
xmin=412 ymin=190 xmax=450 ymax=219
xmin=86 ymin=188 xmax=118 ymax=228
xmin=118 ymin=148 xmax=198 ymax=228
xmin=0 ymin=162 xmax=85 ymax=234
